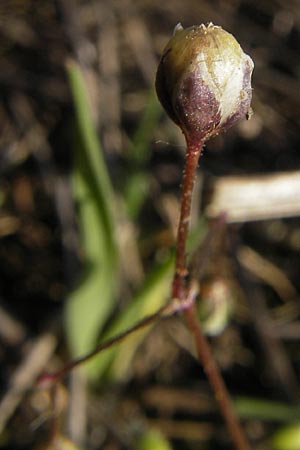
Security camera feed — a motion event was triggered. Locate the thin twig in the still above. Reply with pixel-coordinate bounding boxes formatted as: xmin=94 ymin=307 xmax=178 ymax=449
xmin=37 ymin=302 xmax=174 ymax=385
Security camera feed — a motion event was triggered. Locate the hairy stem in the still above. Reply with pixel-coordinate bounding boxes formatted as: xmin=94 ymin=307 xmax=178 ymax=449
xmin=172 ymin=141 xmax=203 ymax=301
xmin=172 ymin=138 xmax=252 ymax=450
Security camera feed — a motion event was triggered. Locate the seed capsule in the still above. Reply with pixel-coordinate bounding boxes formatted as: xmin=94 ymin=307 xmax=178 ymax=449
xmin=155 ymin=23 xmax=254 ymax=143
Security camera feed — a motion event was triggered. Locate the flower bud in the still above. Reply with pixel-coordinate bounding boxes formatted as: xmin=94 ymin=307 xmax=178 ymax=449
xmin=155 ymin=23 xmax=254 ymax=143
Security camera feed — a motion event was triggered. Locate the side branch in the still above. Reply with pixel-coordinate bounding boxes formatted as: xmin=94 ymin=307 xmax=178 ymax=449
xmin=37 ymin=300 xmax=181 ymax=386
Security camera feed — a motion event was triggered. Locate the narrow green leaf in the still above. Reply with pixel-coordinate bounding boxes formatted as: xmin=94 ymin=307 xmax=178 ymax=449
xmin=124 ymin=91 xmax=161 ymax=218
xmin=129 ymin=91 xmax=161 ymax=164
xmin=64 ymin=61 xmax=118 ymax=379
xmin=66 ymin=60 xmax=116 ymax=242
xmin=124 ymin=171 xmax=149 ymax=219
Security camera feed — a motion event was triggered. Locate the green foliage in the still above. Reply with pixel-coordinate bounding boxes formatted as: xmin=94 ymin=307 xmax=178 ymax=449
xmin=235 ymin=397 xmax=300 ymax=423
xmin=272 ymin=424 xmax=300 ymax=450
xmin=64 ymin=61 xmax=118 ymax=379
xmin=63 ymin=61 xmax=207 ymax=382
xmin=94 ymin=254 xmax=174 ymax=380
xmin=235 ymin=397 xmax=300 ymax=450
xmin=64 ymin=63 xmax=165 ymax=380
xmin=134 ymin=429 xmax=173 ymax=450
xmin=124 ymin=91 xmax=161 ymax=218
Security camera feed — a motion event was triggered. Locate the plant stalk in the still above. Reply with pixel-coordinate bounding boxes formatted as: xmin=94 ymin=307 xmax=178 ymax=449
xmin=37 ymin=304 xmax=170 ymax=385
xmin=172 ymin=138 xmax=252 ymax=450
xmin=172 ymin=141 xmax=202 ymax=302
xmin=183 ymin=302 xmax=251 ymax=450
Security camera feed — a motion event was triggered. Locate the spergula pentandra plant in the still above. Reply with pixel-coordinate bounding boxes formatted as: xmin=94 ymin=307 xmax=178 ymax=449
xmin=155 ymin=23 xmax=254 ymax=302
xmin=155 ymin=23 xmax=254 ymax=144
xmin=38 ymin=26 xmax=253 ymax=450
xmin=155 ymin=24 xmax=254 ymax=450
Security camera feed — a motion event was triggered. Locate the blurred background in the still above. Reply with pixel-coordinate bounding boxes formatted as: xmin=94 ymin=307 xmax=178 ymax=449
xmin=1 ymin=0 xmax=300 ymax=449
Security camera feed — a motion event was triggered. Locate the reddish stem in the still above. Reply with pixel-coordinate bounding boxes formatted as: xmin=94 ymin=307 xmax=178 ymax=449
xmin=37 ymin=305 xmax=169 ymax=386
xmin=172 ymin=140 xmax=203 ymax=301
xmin=171 ymin=137 xmax=251 ymax=450
xmin=183 ymin=302 xmax=251 ymax=450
